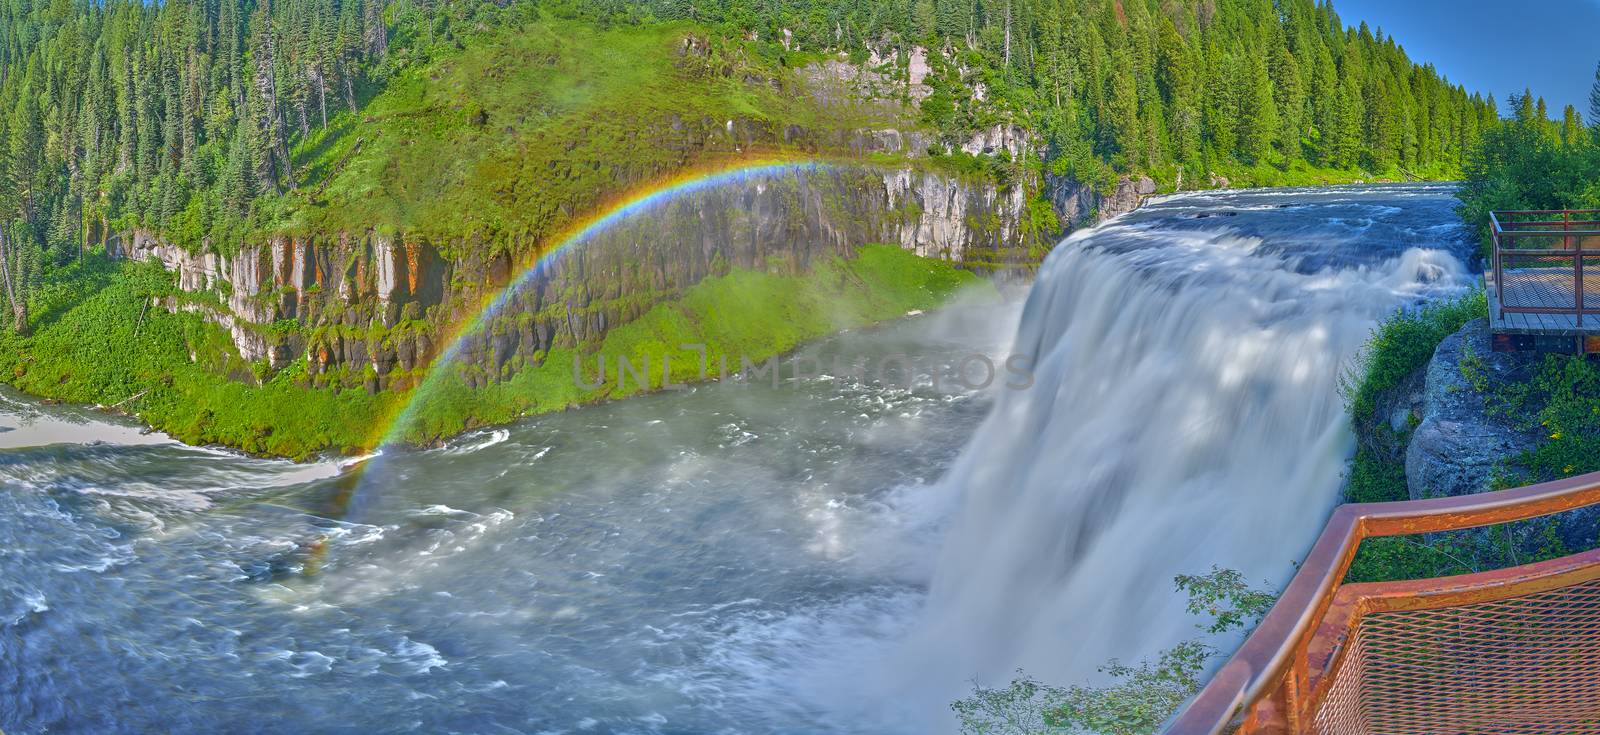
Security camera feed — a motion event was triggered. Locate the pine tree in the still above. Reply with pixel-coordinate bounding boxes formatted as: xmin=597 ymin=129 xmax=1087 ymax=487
xmin=1237 ymin=51 xmax=1278 ymax=163
xmin=1589 ymin=60 xmax=1600 ymax=143
xmin=0 ymin=0 xmax=1510 ymax=338
xmin=1562 ymin=105 xmax=1584 ymax=148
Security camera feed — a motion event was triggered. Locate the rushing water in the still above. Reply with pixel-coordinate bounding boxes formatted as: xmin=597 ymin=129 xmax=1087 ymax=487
xmin=0 ymin=184 xmax=1473 ymax=733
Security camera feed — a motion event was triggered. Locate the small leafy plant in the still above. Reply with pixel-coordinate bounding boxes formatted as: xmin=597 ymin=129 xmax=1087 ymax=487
xmin=951 ymin=567 xmax=1276 ymax=735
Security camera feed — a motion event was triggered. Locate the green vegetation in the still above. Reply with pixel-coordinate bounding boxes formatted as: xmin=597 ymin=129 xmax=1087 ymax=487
xmin=951 ymin=568 xmax=1274 ymax=735
xmin=400 ymin=243 xmax=987 ymax=441
xmin=1343 ymin=290 xmax=1487 ymax=434
xmin=0 ymin=244 xmax=981 ymax=456
xmin=1344 ymin=522 xmax=1573 ymax=585
xmin=1457 ymin=83 xmax=1600 ymax=257
xmin=1339 ymin=290 xmax=1486 ymax=509
xmin=0 ymin=0 xmax=1497 ymax=331
xmin=274 ymin=16 xmax=908 ymax=256
xmin=1333 ymin=288 xmax=1600 ymax=584
xmin=1334 ymin=64 xmax=1600 ymax=585
xmin=1492 ymin=356 xmax=1600 ymax=480
xmin=0 ymin=259 xmax=391 ymax=456
xmin=839 ymin=0 xmax=1493 ymax=188
xmin=0 ymin=0 xmax=1504 ymax=456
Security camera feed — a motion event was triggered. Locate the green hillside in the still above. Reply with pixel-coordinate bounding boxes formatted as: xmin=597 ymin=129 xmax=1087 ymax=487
xmin=0 ymin=0 xmax=1502 ymax=295
xmin=0 ymin=0 xmax=1520 ymax=456
xmin=263 ymin=16 xmax=912 ymax=254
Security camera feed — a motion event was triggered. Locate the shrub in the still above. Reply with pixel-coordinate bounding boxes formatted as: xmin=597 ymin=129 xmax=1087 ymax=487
xmin=1342 ymin=290 xmax=1487 ymax=427
xmin=951 ymin=568 xmax=1274 ymax=735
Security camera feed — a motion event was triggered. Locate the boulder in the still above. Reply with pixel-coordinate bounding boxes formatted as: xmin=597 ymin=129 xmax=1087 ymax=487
xmin=1403 ymin=318 xmax=1600 ymax=551
xmin=1406 ymin=319 xmax=1538 ymax=499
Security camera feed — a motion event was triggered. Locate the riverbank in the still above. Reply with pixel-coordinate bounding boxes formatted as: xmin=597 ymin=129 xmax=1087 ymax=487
xmin=0 ymin=244 xmax=986 ymax=458
xmin=0 ymin=289 xmax=1020 ymax=735
xmin=0 ymin=3 xmax=1470 ymax=461
xmin=0 ymin=181 xmax=1480 ymax=735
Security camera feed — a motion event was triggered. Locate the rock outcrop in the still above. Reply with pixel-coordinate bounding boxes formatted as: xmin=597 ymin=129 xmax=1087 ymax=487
xmin=1405 ymin=319 xmax=1539 ymax=500
xmin=1403 ymin=318 xmax=1600 ymax=550
xmin=110 ymin=44 xmax=1169 ymax=398
xmin=960 ymin=124 xmax=1034 ymax=159
xmin=880 ymin=168 xmax=1029 ymax=261
xmin=1046 ymin=173 xmax=1158 ymax=229
xmin=114 ymin=163 xmax=1141 ymax=395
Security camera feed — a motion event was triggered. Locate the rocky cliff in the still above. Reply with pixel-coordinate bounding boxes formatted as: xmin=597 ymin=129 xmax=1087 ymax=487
xmin=114 ymin=163 xmax=1155 ymax=395
xmin=1405 ymin=319 xmax=1538 ymax=499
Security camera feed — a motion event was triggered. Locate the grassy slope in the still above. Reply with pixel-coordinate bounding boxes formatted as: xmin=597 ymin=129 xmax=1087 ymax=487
xmin=253 ymin=16 xmax=909 ymax=256
xmin=401 ymin=244 xmax=989 ymax=441
xmin=0 ymin=245 xmax=985 ymax=457
xmin=11 ymin=14 xmax=1421 ymax=457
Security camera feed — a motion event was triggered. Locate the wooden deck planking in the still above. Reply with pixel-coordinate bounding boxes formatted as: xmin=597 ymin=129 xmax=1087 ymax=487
xmin=1486 ymin=270 xmax=1600 ymax=336
xmin=1488 ymin=212 xmax=1600 ymax=350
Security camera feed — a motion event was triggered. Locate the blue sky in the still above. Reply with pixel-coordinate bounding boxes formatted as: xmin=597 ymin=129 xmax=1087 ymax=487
xmin=1331 ymin=0 xmax=1600 ymax=116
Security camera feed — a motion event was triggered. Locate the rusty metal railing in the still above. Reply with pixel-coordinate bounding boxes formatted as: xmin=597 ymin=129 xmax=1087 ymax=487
xmin=1491 ymin=210 xmax=1600 ymax=327
xmin=1164 ymin=470 xmax=1600 ymax=734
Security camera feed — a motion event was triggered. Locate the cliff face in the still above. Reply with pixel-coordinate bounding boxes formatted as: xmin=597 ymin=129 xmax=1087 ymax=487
xmin=1048 ymin=172 xmax=1158 ymax=226
xmin=113 ymin=163 xmax=1154 ymax=395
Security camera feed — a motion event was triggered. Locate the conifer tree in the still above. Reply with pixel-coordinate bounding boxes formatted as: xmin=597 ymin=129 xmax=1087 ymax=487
xmin=0 ymin=0 xmax=1512 ymax=336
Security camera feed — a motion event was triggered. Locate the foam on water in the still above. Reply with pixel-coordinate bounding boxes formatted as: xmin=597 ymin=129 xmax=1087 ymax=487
xmin=0 ymin=183 xmax=1474 ymax=734
xmin=756 ymin=184 xmax=1475 ymax=731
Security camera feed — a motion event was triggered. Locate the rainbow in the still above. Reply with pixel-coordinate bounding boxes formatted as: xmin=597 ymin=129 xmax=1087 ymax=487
xmin=313 ymin=156 xmax=838 ymax=528
xmin=308 ymin=156 xmax=835 ymax=563
xmin=365 ymin=156 xmax=832 ymax=451
xmin=300 ymin=155 xmax=851 ymax=570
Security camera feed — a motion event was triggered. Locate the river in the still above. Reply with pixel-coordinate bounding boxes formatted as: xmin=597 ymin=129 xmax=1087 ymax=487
xmin=0 ymin=183 xmax=1474 ymax=733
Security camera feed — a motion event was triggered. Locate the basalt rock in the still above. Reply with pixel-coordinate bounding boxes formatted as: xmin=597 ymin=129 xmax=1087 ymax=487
xmin=1046 ymin=173 xmax=1158 ymax=229
xmin=1403 ymin=319 xmax=1600 ymax=549
xmin=1405 ymin=319 xmax=1539 ymax=500
xmin=113 ymin=164 xmax=1143 ymax=393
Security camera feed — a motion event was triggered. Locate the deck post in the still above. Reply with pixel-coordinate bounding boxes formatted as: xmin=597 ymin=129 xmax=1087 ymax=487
xmin=1491 ymin=212 xmax=1504 ymax=319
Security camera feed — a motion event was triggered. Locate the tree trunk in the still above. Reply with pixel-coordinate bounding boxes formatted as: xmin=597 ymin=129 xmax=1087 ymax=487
xmin=1003 ymin=0 xmax=1011 ymax=68
xmin=316 ymin=70 xmax=328 ymax=127
xmin=365 ymin=0 xmax=388 ymax=57
xmin=0 ymin=228 xmax=27 ymax=335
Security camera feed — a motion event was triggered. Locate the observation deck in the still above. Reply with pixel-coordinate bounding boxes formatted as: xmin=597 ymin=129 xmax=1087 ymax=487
xmin=1488 ymin=210 xmax=1600 ymax=353
xmin=1164 ymin=471 xmax=1600 ymax=733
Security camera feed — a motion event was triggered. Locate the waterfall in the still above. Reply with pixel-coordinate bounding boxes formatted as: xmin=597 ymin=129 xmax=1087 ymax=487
xmin=860 ymin=188 xmax=1473 ymax=730
xmin=0 ymin=184 xmax=1480 ymax=735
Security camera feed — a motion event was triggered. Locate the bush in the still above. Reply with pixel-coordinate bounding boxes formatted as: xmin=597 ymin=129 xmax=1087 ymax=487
xmin=951 ymin=568 xmax=1274 ymax=735
xmin=1342 ymin=290 xmax=1487 ymax=427
xmin=1456 ymin=98 xmax=1600 ymax=259
xmin=1341 ymin=307 xmax=1600 ymax=584
xmin=1343 ymin=449 xmax=1409 ymax=504
xmin=1489 ymin=354 xmax=1600 ymax=480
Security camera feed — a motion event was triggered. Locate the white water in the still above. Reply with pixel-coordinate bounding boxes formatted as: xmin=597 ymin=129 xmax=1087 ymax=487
xmin=0 ymin=184 xmax=1475 ymax=734
xmin=789 ymin=184 xmax=1475 ymax=731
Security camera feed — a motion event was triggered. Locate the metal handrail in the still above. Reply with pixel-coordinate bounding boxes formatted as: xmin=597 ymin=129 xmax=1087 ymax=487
xmin=1497 ymin=226 xmax=1600 ymax=234
xmin=1490 ymin=209 xmax=1598 ymax=327
xmin=1164 ymin=470 xmax=1600 ymax=734
xmin=1494 ymin=209 xmax=1600 ymax=216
